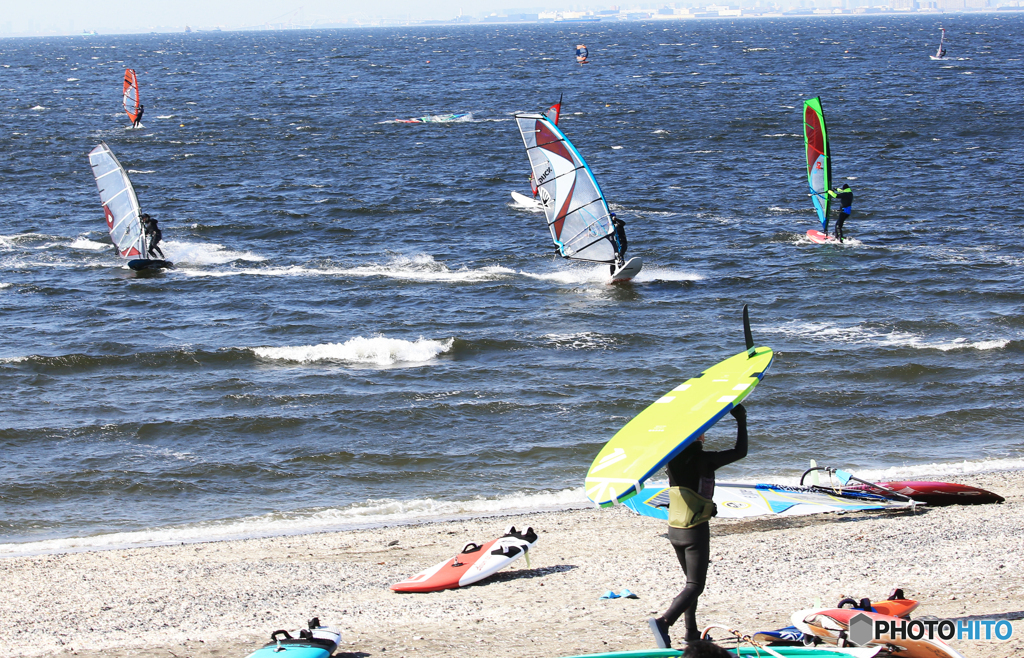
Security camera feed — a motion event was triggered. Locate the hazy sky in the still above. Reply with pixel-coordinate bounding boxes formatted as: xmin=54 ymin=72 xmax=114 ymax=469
xmin=1 ymin=0 xmax=565 ymax=35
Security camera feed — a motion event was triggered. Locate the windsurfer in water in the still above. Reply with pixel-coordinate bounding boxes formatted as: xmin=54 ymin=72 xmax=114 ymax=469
xmin=132 ymin=104 xmax=144 ymax=129
xmin=611 ymin=214 xmax=628 ymax=271
xmin=142 ymin=213 xmax=165 ymax=259
xmin=648 ymin=404 xmax=748 ymax=648
xmin=827 ymin=183 xmax=853 ymax=242
xmin=530 ymin=173 xmax=539 ymax=199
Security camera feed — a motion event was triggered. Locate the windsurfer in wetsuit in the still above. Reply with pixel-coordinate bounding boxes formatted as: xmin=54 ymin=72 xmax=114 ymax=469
xmin=611 ymin=214 xmax=628 ymax=272
xmin=133 ymin=104 xmax=144 ymax=129
xmin=648 ymin=404 xmax=748 ymax=648
xmin=827 ymin=183 xmax=853 ymax=242
xmin=142 ymin=213 xmax=165 ymax=258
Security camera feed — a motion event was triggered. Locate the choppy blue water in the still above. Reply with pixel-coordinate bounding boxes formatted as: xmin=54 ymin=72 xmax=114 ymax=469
xmin=2 ymin=14 xmax=1022 ymax=556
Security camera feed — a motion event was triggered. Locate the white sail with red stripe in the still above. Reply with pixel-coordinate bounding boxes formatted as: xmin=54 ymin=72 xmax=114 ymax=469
xmin=88 ymin=142 xmax=148 ymax=259
xmin=515 ymin=113 xmax=616 ymax=263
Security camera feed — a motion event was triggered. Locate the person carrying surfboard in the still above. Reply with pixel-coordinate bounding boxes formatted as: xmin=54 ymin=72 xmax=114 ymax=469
xmin=827 ymin=183 xmax=853 ymax=242
xmin=648 ymin=404 xmax=748 ymax=649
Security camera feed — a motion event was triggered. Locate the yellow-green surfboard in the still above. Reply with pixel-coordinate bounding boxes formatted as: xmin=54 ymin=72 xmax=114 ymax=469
xmin=585 ymin=314 xmax=773 ymax=508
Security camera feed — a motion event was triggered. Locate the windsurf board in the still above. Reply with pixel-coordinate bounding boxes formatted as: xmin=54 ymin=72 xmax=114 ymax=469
xmin=792 ymin=608 xmax=966 ymax=658
xmin=128 ymin=258 xmax=173 ymax=271
xmin=806 ymin=230 xmax=839 ymax=244
xmin=391 ymin=526 xmax=537 ymax=593
xmin=510 ymin=190 xmax=544 ymax=211
xmin=244 ymin=619 xmax=341 ymax=658
xmin=586 ymin=307 xmax=772 ymax=508
xmin=610 ymin=257 xmax=643 ymax=282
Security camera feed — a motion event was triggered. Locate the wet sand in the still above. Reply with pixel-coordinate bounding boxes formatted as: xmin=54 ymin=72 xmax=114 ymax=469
xmin=1 ymin=471 xmax=1020 ymax=658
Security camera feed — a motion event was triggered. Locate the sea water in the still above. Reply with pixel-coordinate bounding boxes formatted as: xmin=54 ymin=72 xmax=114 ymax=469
xmin=1 ymin=15 xmax=1022 ymax=556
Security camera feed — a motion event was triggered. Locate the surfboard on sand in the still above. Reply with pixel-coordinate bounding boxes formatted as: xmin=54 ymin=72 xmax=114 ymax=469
xmin=244 ymin=618 xmax=341 ymax=658
xmin=391 ymin=526 xmax=537 ymax=593
xmin=792 ymin=608 xmax=966 ymax=658
xmin=585 ymin=306 xmax=773 ymax=508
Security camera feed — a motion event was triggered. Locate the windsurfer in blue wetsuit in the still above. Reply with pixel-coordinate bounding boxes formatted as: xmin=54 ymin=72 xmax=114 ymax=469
xmin=142 ymin=213 xmax=165 ymax=259
xmin=648 ymin=404 xmax=748 ymax=648
xmin=611 ymin=214 xmax=627 ymax=272
xmin=827 ymin=183 xmax=853 ymax=242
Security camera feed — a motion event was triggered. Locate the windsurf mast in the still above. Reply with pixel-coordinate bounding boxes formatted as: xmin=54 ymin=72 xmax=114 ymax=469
xmin=88 ymin=142 xmax=149 ymax=259
xmin=802 ymin=97 xmax=831 ymax=234
xmin=515 ymin=113 xmax=616 ymax=263
xmin=123 ymin=68 xmax=140 ymax=123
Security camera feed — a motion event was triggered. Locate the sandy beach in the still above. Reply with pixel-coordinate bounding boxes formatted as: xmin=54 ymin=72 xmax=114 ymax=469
xmin=1 ymin=470 xmax=1020 ymax=658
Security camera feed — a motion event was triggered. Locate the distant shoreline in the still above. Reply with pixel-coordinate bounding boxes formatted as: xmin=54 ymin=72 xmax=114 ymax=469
xmin=4 ymin=9 xmax=1022 ymax=40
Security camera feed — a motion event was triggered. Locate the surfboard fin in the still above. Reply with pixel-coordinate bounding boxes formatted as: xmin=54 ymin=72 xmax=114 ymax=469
xmin=743 ymin=304 xmax=755 ymax=358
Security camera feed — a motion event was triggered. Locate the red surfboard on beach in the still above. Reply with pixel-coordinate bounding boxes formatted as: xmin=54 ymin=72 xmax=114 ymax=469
xmin=793 ymin=608 xmax=966 ymax=658
xmin=391 ymin=526 xmax=537 ymax=593
xmin=846 ymin=481 xmax=1004 ymax=506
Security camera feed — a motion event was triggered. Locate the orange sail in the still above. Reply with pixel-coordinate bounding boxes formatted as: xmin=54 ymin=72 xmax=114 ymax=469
xmin=123 ymin=69 xmax=140 ymax=123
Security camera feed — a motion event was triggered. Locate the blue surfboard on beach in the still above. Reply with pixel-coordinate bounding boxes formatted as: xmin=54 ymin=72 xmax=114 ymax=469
xmin=244 ymin=620 xmax=340 ymax=658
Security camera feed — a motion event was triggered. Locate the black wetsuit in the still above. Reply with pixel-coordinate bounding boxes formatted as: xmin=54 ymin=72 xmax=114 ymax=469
xmin=133 ymin=105 xmax=144 ymax=128
xmin=612 ymin=218 xmax=628 ymax=269
xmin=657 ymin=407 xmax=748 ymax=642
xmin=828 ymin=186 xmax=853 ymax=241
xmin=144 ymin=219 xmax=164 ymax=259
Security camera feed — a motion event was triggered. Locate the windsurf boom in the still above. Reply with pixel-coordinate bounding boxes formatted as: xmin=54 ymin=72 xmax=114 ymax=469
xmin=515 ymin=113 xmax=616 ymax=263
xmin=123 ymin=68 xmax=140 ymax=123
xmin=88 ymin=142 xmax=149 ymax=259
xmin=803 ymin=97 xmax=831 ymax=234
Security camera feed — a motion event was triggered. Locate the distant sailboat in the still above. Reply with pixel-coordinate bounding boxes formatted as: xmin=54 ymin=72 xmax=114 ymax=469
xmin=515 ymin=113 xmax=641 ymax=281
xmin=88 ymin=143 xmax=173 ymax=271
xmin=511 ymin=96 xmax=562 ymax=212
xmin=123 ymin=68 xmax=141 ymax=126
xmin=930 ymin=28 xmax=948 ymax=60
xmin=802 ymin=97 xmax=837 ymax=244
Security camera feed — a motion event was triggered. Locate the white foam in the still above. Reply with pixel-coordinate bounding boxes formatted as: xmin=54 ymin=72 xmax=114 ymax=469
xmin=253 ymin=335 xmax=454 ymax=366
xmin=0 ymin=487 xmax=589 ymax=557
xmin=126 ymin=169 xmax=156 ymax=174
xmin=180 ymin=254 xmax=514 ymax=282
xmin=30 ymin=105 xmax=46 ymax=110
xmin=545 ymin=332 xmax=616 ymax=350
xmin=631 ymin=266 xmax=705 ymax=282
xmin=69 ymin=237 xmax=108 ymax=250
xmin=161 ymin=240 xmax=266 ymax=265
xmin=766 ymin=320 xmax=1008 ymax=352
